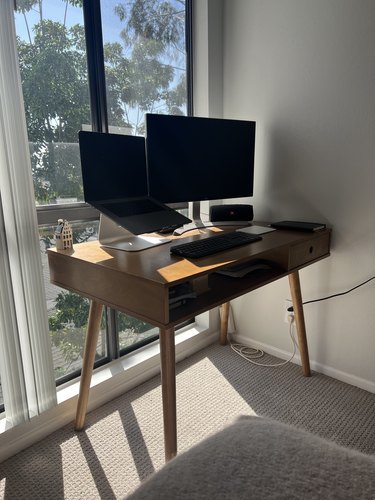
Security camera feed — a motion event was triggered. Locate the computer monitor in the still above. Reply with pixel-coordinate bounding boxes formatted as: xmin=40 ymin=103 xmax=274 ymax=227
xmin=145 ymin=114 xmax=256 ymax=204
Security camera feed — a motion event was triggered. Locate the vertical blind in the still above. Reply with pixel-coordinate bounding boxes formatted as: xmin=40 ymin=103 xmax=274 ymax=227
xmin=0 ymin=0 xmax=56 ymax=426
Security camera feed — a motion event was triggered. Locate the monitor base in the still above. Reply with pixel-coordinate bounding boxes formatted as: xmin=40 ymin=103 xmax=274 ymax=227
xmin=172 ymin=221 xmax=207 ymax=236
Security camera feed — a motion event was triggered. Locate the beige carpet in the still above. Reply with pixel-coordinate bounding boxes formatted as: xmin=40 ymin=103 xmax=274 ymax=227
xmin=1 ymin=342 xmax=375 ymax=499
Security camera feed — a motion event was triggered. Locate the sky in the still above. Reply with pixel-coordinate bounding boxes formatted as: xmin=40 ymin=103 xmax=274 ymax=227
xmin=14 ymin=0 xmax=125 ymax=44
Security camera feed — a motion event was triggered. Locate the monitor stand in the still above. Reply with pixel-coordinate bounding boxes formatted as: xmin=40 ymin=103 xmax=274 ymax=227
xmin=173 ymin=201 xmax=250 ymax=235
xmin=172 ymin=201 xmax=208 ymax=235
xmin=98 ymin=215 xmax=171 ymax=251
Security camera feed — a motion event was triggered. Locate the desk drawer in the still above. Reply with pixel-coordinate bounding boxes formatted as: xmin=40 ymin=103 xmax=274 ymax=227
xmin=289 ymin=232 xmax=330 ymax=269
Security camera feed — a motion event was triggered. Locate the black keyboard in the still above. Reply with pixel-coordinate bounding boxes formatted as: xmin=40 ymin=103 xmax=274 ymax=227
xmin=170 ymin=231 xmax=262 ymax=259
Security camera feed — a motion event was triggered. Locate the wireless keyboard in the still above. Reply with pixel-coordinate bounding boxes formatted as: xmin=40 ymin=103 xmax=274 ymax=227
xmin=170 ymin=231 xmax=262 ymax=258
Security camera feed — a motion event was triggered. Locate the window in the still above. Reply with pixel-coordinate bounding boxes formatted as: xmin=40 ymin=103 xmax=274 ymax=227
xmin=101 ymin=0 xmax=189 ymax=131
xmin=10 ymin=0 xmax=192 ymax=393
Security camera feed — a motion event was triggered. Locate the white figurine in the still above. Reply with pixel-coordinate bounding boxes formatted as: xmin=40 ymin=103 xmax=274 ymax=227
xmin=54 ymin=219 xmax=73 ymax=250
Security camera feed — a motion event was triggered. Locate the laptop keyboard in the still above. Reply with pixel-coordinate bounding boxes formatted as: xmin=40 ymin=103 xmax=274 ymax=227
xmin=170 ymin=231 xmax=262 ymax=258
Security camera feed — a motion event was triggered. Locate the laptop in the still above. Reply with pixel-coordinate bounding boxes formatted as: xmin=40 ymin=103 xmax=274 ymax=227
xmin=93 ymin=196 xmax=189 ymax=235
xmin=78 ymin=131 xmax=191 ymax=236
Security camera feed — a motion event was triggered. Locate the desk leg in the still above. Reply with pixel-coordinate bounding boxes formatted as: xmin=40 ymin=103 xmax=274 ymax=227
xmin=159 ymin=327 xmax=177 ymax=462
xmin=288 ymin=271 xmax=311 ymax=377
xmin=74 ymin=300 xmax=103 ymax=431
xmin=220 ymin=302 xmax=230 ymax=345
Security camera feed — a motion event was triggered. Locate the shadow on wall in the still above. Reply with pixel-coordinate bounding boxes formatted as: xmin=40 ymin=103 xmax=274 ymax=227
xmin=253 ymin=124 xmax=333 ymax=225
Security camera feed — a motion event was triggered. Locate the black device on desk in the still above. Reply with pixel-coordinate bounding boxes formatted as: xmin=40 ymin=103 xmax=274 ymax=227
xmin=209 ymin=204 xmax=253 ymax=225
xmin=270 ymin=221 xmax=326 ymax=231
xmin=170 ymin=231 xmax=261 ymax=259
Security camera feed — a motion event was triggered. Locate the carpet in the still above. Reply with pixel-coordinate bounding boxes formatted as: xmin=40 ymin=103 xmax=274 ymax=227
xmin=1 ymin=342 xmax=375 ymax=499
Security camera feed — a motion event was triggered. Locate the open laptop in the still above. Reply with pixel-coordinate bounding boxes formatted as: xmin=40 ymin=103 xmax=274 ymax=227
xmin=78 ymin=131 xmax=191 ymax=239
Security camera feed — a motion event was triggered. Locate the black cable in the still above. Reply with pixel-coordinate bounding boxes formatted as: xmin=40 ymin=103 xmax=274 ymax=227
xmin=287 ymin=275 xmax=375 ymax=312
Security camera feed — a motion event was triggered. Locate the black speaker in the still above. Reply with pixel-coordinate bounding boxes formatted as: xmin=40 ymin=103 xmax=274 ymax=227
xmin=209 ymin=204 xmax=253 ymax=222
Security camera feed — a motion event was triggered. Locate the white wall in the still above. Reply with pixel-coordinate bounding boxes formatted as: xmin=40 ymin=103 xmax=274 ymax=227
xmin=196 ymin=0 xmax=375 ymax=390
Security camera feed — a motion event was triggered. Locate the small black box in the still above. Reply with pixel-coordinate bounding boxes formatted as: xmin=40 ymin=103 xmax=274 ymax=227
xmin=210 ymin=204 xmax=253 ymax=222
xmin=270 ymin=220 xmax=326 ymax=232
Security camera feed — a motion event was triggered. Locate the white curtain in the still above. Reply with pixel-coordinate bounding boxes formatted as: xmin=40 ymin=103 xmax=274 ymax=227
xmin=0 ymin=0 xmax=56 ymax=426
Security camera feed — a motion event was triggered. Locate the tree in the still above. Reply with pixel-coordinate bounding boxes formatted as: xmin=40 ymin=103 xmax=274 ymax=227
xmin=17 ymin=15 xmax=90 ymax=202
xmin=16 ymin=0 xmax=187 ymax=200
xmin=49 ymin=290 xmax=151 ymax=377
xmin=114 ymin=0 xmax=187 ymax=132
xmin=48 ymin=291 xmax=90 ymax=373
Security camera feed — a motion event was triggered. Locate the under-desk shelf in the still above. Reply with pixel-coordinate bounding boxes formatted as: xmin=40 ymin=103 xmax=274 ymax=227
xmin=168 ymin=265 xmax=284 ymax=325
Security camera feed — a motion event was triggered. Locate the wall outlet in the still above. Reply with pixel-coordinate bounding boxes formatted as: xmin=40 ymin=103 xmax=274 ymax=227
xmin=284 ymin=299 xmax=293 ymax=323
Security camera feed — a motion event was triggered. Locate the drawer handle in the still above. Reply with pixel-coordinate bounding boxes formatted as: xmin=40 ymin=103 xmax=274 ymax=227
xmin=309 ymin=246 xmax=314 ymax=254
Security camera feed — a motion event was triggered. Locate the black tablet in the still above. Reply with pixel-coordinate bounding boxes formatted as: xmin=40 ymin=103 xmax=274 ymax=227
xmin=270 ymin=221 xmax=326 ymax=231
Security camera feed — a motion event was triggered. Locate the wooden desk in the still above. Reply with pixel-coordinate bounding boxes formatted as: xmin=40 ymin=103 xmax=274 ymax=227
xmin=48 ymin=225 xmax=331 ymax=461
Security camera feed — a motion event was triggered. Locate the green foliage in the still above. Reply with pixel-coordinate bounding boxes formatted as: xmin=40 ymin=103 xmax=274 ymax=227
xmin=49 ymin=289 xmax=150 ymax=334
xmin=49 ymin=291 xmax=90 ymax=370
xmin=117 ymin=312 xmax=151 ymax=334
xmin=49 ymin=291 xmax=90 ymax=331
xmin=49 ymin=290 xmax=151 ymax=373
xmin=116 ymin=0 xmax=185 ymax=50
xmin=17 ymin=17 xmax=90 ymax=201
xmin=114 ymin=0 xmax=187 ymax=132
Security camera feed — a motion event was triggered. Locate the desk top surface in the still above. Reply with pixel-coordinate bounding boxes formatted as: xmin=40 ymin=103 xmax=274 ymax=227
xmin=48 ymin=225 xmax=331 ymax=287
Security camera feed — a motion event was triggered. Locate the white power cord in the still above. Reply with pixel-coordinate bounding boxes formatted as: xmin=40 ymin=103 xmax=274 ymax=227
xmin=223 ymin=305 xmax=299 ymax=367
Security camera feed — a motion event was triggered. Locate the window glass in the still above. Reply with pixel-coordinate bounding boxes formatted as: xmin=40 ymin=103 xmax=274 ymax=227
xmin=40 ymin=220 xmax=108 ymax=381
xmin=118 ymin=313 xmax=158 ymax=353
xmin=101 ymin=0 xmax=188 ymax=134
xmin=14 ymin=0 xmax=90 ymax=205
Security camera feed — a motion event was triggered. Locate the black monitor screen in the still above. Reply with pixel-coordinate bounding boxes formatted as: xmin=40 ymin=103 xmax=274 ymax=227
xmin=78 ymin=131 xmax=148 ymax=202
xmin=145 ymin=114 xmax=255 ymax=204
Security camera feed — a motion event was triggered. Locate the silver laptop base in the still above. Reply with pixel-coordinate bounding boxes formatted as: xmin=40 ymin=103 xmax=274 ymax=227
xmin=98 ymin=214 xmax=170 ymax=252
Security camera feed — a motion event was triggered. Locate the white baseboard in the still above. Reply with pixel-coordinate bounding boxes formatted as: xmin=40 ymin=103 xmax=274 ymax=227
xmin=0 ymin=326 xmax=218 ymax=463
xmin=231 ymin=333 xmax=375 ymax=394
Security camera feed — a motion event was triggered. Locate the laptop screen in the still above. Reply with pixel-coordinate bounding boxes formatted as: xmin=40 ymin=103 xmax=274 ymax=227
xmin=79 ymin=131 xmax=148 ymax=202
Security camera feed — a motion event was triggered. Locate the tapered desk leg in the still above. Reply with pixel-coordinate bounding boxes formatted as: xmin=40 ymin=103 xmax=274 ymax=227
xmin=74 ymin=300 xmax=103 ymax=431
xmin=159 ymin=327 xmax=177 ymax=461
xmin=220 ymin=302 xmax=230 ymax=345
xmin=288 ymin=271 xmax=311 ymax=377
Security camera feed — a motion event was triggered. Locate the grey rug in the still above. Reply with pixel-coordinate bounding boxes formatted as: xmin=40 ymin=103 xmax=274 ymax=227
xmin=1 ymin=342 xmax=375 ymax=499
